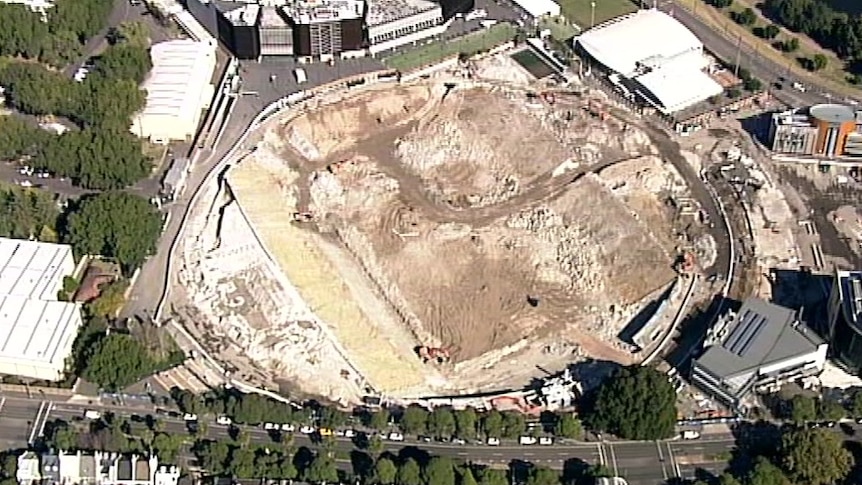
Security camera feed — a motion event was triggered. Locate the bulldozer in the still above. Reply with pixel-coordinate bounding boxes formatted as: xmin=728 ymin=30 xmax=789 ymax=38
xmin=416 ymin=346 xmax=451 ymax=364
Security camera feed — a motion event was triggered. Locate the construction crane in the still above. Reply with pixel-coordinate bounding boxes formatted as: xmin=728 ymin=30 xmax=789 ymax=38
xmin=416 ymin=346 xmax=451 ymax=364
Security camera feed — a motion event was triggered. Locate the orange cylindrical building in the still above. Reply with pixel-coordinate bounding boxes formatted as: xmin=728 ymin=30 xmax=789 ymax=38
xmin=809 ymin=104 xmax=857 ymax=157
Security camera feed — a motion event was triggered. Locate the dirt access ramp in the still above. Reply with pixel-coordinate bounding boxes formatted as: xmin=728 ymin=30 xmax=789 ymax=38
xmin=225 ymin=159 xmax=432 ymax=394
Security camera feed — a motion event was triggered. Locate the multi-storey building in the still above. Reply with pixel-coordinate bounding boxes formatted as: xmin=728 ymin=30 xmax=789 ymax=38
xmin=768 ymin=104 xmax=862 ymax=158
xmin=16 ymin=451 xmax=180 ymax=485
xmin=366 ymin=0 xmax=444 ymax=55
xmin=282 ymin=0 xmax=365 ymax=61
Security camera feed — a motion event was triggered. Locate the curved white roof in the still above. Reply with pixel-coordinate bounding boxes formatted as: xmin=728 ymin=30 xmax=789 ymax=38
xmin=577 ymin=9 xmax=703 ymax=76
xmin=136 ymin=39 xmax=217 ymax=122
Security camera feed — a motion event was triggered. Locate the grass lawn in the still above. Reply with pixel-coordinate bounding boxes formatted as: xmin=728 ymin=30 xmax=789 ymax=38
xmin=539 ymin=16 xmax=580 ymax=40
xmin=382 ymin=23 xmax=516 ymax=72
xmin=558 ymin=0 xmax=636 ymax=30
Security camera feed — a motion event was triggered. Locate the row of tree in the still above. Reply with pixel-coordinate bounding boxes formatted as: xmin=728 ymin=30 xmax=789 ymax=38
xmin=0 ymin=30 xmax=154 ymax=189
xmin=761 ymin=0 xmax=862 ymax=62
xmin=780 ymin=392 xmax=862 ymax=424
xmin=0 ymin=0 xmax=112 ymax=68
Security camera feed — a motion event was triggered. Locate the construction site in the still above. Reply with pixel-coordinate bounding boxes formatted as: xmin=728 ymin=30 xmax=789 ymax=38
xmin=173 ymin=54 xmax=717 ymax=404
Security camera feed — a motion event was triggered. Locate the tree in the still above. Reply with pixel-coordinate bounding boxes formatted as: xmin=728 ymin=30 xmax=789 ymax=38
xmin=501 ymin=411 xmax=526 ymax=438
xmin=428 ymin=407 xmax=456 ymax=438
xmin=788 ymin=394 xmax=817 ymax=424
xmin=304 ymin=454 xmax=339 ymax=484
xmin=318 ymin=407 xmax=348 ymax=429
xmin=707 ymin=0 xmax=733 ymax=7
xmin=851 ymin=390 xmax=862 ymax=417
xmin=526 ymin=467 xmax=558 ymax=485
xmin=811 ymin=54 xmax=828 ymax=71
xmin=747 ymin=457 xmax=790 ymax=485
xmin=782 ymin=428 xmax=853 ymax=485
xmin=400 ymin=406 xmax=429 ymax=435
xmin=585 ymin=365 xmax=677 ymax=440
xmin=107 ymin=21 xmax=150 ymax=48
xmin=423 ymin=457 xmax=456 ymax=485
xmin=46 ymin=420 xmax=79 ymax=450
xmin=459 ymin=467 xmax=478 ymax=485
xmin=554 ymin=413 xmax=582 ymax=439
xmin=369 ymin=409 xmax=391 ymax=430
xmin=278 ymin=455 xmax=298 ymax=480
xmin=476 ymin=468 xmax=507 ymax=485
xmin=82 ymin=333 xmax=160 ymax=390
xmin=65 ymin=191 xmax=162 ymax=274
xmin=86 ymin=280 xmax=129 ymax=318
xmin=743 ymin=76 xmax=763 ymax=92
xmin=731 ymin=8 xmax=757 ymax=26
xmin=481 ymin=410 xmax=504 ymax=438
xmin=817 ymin=399 xmax=845 ymax=421
xmin=152 ymin=433 xmax=180 ymax=463
xmin=37 ymin=129 xmax=150 ymax=189
xmin=92 ymin=43 xmax=152 ymax=84
xmin=374 ymin=457 xmax=398 ymax=485
xmin=0 ymin=186 xmax=58 ymax=241
xmin=454 ymin=408 xmax=477 ymax=439
xmin=398 ymin=458 xmax=423 ymax=485
xmin=717 ymin=473 xmax=743 ymax=485
xmin=367 ymin=435 xmax=385 ymax=456
xmin=763 ymin=24 xmax=780 ymax=39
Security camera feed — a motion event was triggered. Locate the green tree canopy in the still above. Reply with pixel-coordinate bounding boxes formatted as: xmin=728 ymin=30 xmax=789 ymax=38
xmin=369 ymin=409 xmax=390 ymax=430
xmin=65 ymin=191 xmax=161 ymax=273
xmin=93 ymin=43 xmax=152 ymax=84
xmin=788 ymin=395 xmax=817 ymax=424
xmin=526 ymin=467 xmax=558 ymax=485
xmin=782 ymin=428 xmax=853 ymax=485
xmin=428 ymin=407 xmax=456 ymax=438
xmin=481 ymin=410 xmax=503 ymax=438
xmin=423 ymin=457 xmax=455 ymax=485
xmin=397 ymin=458 xmax=423 ymax=485
xmin=400 ymin=406 xmax=429 ymax=435
xmin=0 ymin=186 xmax=58 ymax=241
xmin=82 ymin=333 xmax=159 ymax=390
xmin=585 ymin=365 xmax=677 ymax=440
xmin=476 ymin=468 xmax=507 ymax=485
xmin=554 ymin=413 xmax=582 ymax=439
xmin=304 ymin=454 xmax=339 ymax=484
xmin=374 ymin=457 xmax=398 ymax=485
xmin=454 ymin=408 xmax=477 ymax=439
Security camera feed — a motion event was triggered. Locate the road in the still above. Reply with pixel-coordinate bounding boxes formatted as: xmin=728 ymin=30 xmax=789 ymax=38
xmin=0 ymin=394 xmax=732 ymax=484
xmin=658 ymin=1 xmax=837 ymax=108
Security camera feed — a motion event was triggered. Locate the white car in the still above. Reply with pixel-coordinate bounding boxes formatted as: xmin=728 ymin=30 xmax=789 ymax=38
xmin=452 ymin=438 xmax=466 ymax=445
xmin=281 ymin=423 xmax=296 ymax=432
xmin=539 ymin=437 xmax=554 ymax=446
xmin=344 ymin=429 xmax=356 ymax=438
xmin=487 ymin=437 xmax=500 ymax=446
xmin=682 ymin=430 xmax=701 ymax=440
xmin=216 ymin=416 xmax=232 ymax=425
xmin=335 ymin=430 xmax=346 ymax=437
xmin=183 ymin=413 xmax=198 ymax=421
xmin=519 ymin=436 xmax=537 ymax=445
xmin=387 ymin=432 xmax=404 ymax=442
xmin=84 ymin=410 xmax=101 ymax=420
xmin=264 ymin=423 xmax=278 ymax=430
xmin=300 ymin=425 xmax=315 ymax=434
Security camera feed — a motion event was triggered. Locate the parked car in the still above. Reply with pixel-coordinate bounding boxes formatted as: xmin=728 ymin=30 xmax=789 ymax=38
xmin=84 ymin=410 xmax=101 ymax=420
xmin=452 ymin=438 xmax=466 ymax=445
xmin=682 ymin=430 xmax=701 ymax=440
xmin=263 ymin=422 xmax=279 ymax=430
xmin=487 ymin=437 xmax=500 ymax=446
xmin=418 ymin=435 xmax=432 ymax=442
xmin=539 ymin=437 xmax=554 ymax=445
xmin=216 ymin=416 xmax=232 ymax=426
xmin=183 ymin=413 xmax=198 ymax=421
xmin=387 ymin=432 xmax=404 ymax=441
xmin=281 ymin=423 xmax=296 ymax=432
xmin=300 ymin=425 xmax=315 ymax=434
xmin=318 ymin=428 xmax=333 ymax=437
xmin=519 ymin=436 xmax=537 ymax=445
xmin=344 ymin=429 xmax=356 ymax=438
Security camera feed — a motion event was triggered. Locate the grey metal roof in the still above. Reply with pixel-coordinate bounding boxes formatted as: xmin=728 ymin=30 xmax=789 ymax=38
xmin=809 ymin=103 xmax=856 ymax=124
xmin=695 ymin=298 xmax=824 ymax=380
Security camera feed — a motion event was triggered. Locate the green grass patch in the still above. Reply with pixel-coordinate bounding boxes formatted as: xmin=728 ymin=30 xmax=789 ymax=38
xmin=559 ymin=0 xmax=636 ymax=29
xmin=511 ymin=50 xmax=555 ymax=78
xmin=382 ymin=23 xmax=516 ymax=72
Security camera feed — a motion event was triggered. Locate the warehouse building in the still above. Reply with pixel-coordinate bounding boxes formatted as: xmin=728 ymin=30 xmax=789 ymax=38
xmin=284 ymin=0 xmax=365 ymax=61
xmin=366 ymin=0 xmax=444 ymax=54
xmin=130 ymin=39 xmax=218 ymax=144
xmin=691 ymin=298 xmax=827 ymax=412
xmin=0 ymin=238 xmax=83 ymax=382
xmin=768 ymin=104 xmax=862 ymax=158
xmin=575 ymin=9 xmax=723 ymax=114
xmin=826 ymin=270 xmax=862 ymax=374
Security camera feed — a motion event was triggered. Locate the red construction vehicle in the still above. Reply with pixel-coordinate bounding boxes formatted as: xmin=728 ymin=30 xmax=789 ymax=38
xmin=416 ymin=346 xmax=451 ymax=364
xmin=540 ymin=92 xmax=556 ymax=105
xmin=676 ymin=252 xmax=695 ymax=273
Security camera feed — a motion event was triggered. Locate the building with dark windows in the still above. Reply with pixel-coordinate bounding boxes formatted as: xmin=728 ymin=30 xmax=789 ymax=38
xmin=366 ymin=0 xmax=444 ymax=55
xmin=827 ymin=270 xmax=862 ymax=374
xmin=259 ymin=6 xmax=294 ymax=56
xmin=183 ymin=0 xmax=261 ymax=59
xmin=691 ymin=298 xmax=827 ymax=412
xmin=283 ymin=0 xmax=365 ymax=60
xmin=768 ymin=104 xmax=862 ymax=158
xmin=437 ymin=0 xmax=473 ymax=19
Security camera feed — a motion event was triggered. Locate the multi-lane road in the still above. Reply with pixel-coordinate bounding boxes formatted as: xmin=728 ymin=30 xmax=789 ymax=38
xmin=0 ymin=394 xmax=732 ymax=484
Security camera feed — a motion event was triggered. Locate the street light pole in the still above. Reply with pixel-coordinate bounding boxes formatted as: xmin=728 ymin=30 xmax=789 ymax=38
xmin=590 ymin=1 xmax=596 ymax=29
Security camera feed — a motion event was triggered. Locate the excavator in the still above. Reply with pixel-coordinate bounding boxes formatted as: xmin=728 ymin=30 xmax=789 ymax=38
xmin=675 ymin=252 xmax=696 ymax=274
xmin=416 ymin=346 xmax=451 ymax=364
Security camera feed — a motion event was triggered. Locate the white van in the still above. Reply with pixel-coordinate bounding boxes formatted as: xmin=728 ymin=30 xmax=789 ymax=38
xmin=387 ymin=432 xmax=405 ymax=442
xmin=84 ymin=410 xmax=101 ymax=420
xmin=682 ymin=430 xmax=701 ymax=440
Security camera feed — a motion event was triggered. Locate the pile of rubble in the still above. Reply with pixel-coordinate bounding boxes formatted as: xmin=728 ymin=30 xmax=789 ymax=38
xmin=506 ymin=206 xmax=604 ymax=293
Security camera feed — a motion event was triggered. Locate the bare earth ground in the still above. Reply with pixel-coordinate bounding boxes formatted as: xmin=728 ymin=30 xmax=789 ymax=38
xmin=177 ymin=73 xmax=688 ymax=400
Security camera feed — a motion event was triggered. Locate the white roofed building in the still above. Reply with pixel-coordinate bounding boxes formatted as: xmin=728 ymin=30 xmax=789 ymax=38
xmin=0 ymin=238 xmax=83 ymax=382
xmin=509 ymin=0 xmax=559 ymax=20
xmin=366 ymin=0 xmax=444 ymax=54
xmin=130 ymin=39 xmax=217 ymax=144
xmin=576 ymin=9 xmax=723 ymax=114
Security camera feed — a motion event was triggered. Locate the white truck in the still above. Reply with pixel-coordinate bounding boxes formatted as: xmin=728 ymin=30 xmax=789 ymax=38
xmin=294 ymin=68 xmax=307 ymax=84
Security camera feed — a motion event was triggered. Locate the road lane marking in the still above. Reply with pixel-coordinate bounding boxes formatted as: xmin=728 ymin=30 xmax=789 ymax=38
xmin=0 ymin=397 xmax=6 ymax=414
xmin=38 ymin=402 xmax=54 ymax=440
xmin=28 ymin=401 xmax=47 ymax=445
xmin=655 ymin=441 xmax=668 ymax=480
xmin=607 ymin=443 xmax=619 ymax=478
xmin=596 ymin=443 xmax=605 ymax=466
xmin=666 ymin=441 xmax=681 ymax=478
